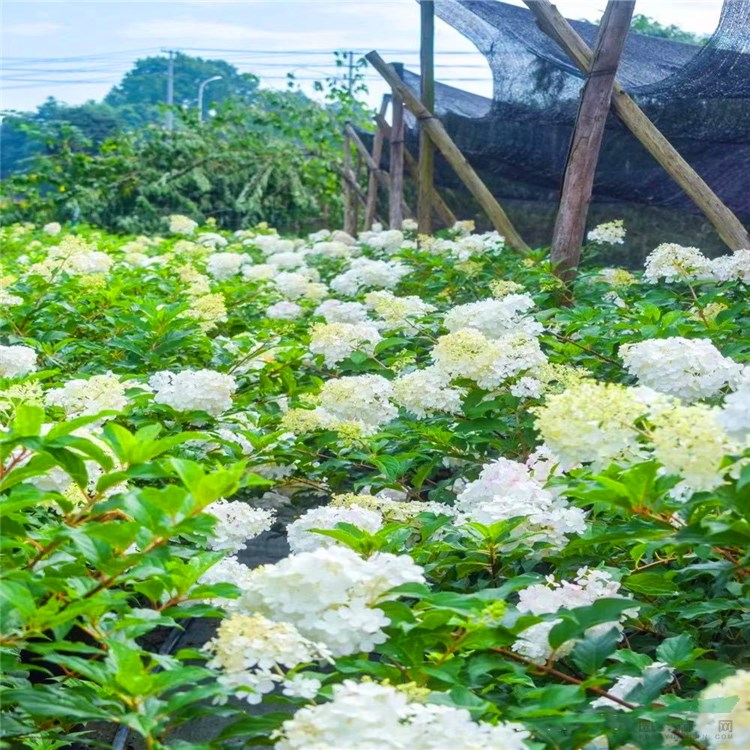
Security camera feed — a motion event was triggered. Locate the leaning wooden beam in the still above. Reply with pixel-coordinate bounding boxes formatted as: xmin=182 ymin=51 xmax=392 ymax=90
xmin=524 ymin=0 xmax=750 ymax=252
xmin=375 ymin=113 xmax=457 ymax=227
xmin=335 ymin=163 xmax=381 ymax=224
xmin=364 ymin=96 xmax=390 ymax=229
xmin=344 ymin=122 xmax=413 ymax=219
xmin=366 ymin=50 xmax=530 ymax=253
xmin=418 ymin=0 xmax=436 ymax=234
xmin=551 ymin=0 xmax=634 ymax=281
xmin=389 ymin=62 xmax=406 ymax=229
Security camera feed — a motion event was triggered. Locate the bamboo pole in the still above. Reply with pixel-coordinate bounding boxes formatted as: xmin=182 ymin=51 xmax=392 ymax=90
xmin=551 ymin=0 xmax=634 ymax=281
xmin=366 ymin=50 xmax=530 ymax=253
xmin=418 ymin=0 xmax=436 ymax=234
xmin=389 ymin=62 xmax=406 ymax=229
xmin=375 ymin=113 xmax=457 ymax=227
xmin=364 ymin=96 xmax=390 ymax=229
xmin=524 ymin=0 xmax=750 ymax=252
xmin=344 ymin=122 xmax=413 ymax=219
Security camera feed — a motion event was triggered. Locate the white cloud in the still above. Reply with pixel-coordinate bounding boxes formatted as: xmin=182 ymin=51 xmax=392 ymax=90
xmin=4 ymin=22 xmax=65 ymax=37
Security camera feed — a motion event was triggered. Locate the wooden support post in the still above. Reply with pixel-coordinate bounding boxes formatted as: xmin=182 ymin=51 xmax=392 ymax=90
xmin=389 ymin=62 xmax=406 ymax=229
xmin=418 ymin=0 xmax=436 ymax=234
xmin=524 ymin=0 xmax=750 ymax=253
xmin=345 ymin=122 xmax=413 ymax=219
xmin=367 ymin=50 xmax=530 ymax=253
xmin=343 ymin=128 xmax=357 ymax=234
xmin=336 ymin=164 xmax=377 ymax=216
xmin=551 ymin=0 xmax=634 ymax=281
xmin=375 ymin=113 xmax=456 ymax=227
xmin=365 ymin=96 xmax=390 ymax=229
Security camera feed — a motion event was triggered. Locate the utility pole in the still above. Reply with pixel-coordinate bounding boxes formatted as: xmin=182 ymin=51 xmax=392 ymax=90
xmin=346 ymin=50 xmax=354 ymax=94
xmin=165 ymin=49 xmax=175 ymax=131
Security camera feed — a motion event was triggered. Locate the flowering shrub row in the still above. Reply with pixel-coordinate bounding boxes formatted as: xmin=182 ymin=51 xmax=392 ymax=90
xmin=1 ymin=217 xmax=749 ymax=749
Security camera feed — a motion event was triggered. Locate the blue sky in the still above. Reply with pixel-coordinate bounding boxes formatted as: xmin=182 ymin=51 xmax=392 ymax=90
xmin=1 ymin=0 xmax=722 ymax=113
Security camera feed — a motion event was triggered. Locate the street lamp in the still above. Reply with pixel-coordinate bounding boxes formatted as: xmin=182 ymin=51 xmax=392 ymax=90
xmin=197 ymin=76 xmax=222 ymax=123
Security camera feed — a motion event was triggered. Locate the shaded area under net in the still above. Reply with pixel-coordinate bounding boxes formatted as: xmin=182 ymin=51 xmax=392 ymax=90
xmin=384 ymin=0 xmax=750 ymax=254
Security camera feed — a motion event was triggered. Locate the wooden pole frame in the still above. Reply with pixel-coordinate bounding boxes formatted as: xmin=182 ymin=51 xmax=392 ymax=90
xmin=418 ymin=0 xmax=436 ymax=234
xmin=551 ymin=0 xmax=634 ymax=281
xmin=375 ymin=113 xmax=456 ymax=227
xmin=345 ymin=122 xmax=413 ymax=219
xmin=364 ymin=95 xmax=391 ymax=229
xmin=366 ymin=50 xmax=530 ymax=253
xmin=524 ymin=0 xmax=750 ymax=252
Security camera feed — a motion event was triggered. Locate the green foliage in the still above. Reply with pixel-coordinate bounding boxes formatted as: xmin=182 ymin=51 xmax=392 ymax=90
xmin=0 ymin=222 xmax=748 ymax=748
xmin=630 ymin=14 xmax=707 ymax=45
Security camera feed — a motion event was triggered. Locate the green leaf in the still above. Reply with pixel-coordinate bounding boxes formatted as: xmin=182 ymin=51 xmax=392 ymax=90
xmin=624 ymin=572 xmax=679 ymax=596
xmin=570 ymin=627 xmax=621 ymax=674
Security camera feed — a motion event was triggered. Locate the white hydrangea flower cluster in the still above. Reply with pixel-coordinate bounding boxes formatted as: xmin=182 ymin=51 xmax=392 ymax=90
xmin=248 ymin=234 xmax=297 ymax=256
xmin=358 ymin=228 xmax=411 ymax=254
xmin=309 ymin=240 xmax=356 ymax=259
xmin=0 ymin=288 xmax=23 ymax=307
xmin=331 ymin=491 xmax=451 ymax=522
xmin=237 ymin=545 xmax=425 ymax=656
xmin=423 ymin=230 xmax=504 ymax=261
xmin=364 ymin=290 xmax=435 ymax=332
xmin=587 ymin=219 xmax=625 ymax=245
xmin=198 ymin=556 xmax=256 ymax=612
xmin=168 ymin=214 xmax=198 ymax=235
xmin=265 ymin=251 xmax=308 ymax=270
xmin=45 ymin=373 xmax=128 ymax=420
xmin=274 ymin=679 xmax=531 ymax=750
xmin=286 ymin=504 xmax=383 ymax=553
xmin=392 ymin=366 xmax=466 ymax=418
xmin=294 ymin=374 xmax=397 ymax=436
xmin=432 ymin=328 xmax=547 ymax=390
xmin=0 ymin=345 xmax=37 ymax=378
xmin=719 ymin=368 xmax=750 ymax=441
xmin=149 ymin=369 xmax=237 ymax=417
xmin=206 ymin=252 xmax=247 ymax=280
xmin=455 ymin=457 xmax=586 ymax=550
xmin=696 ymin=669 xmax=750 ymax=749
xmin=514 ymin=568 xmax=635 ymax=663
xmin=443 ymin=295 xmax=542 ymax=339
xmin=43 ymin=222 xmax=62 ymax=235
xmin=204 ymin=499 xmax=275 ymax=553
xmin=710 ymin=249 xmax=750 ymax=284
xmin=595 ymin=267 xmax=637 ymax=286
xmin=620 ymin=337 xmax=742 ymax=402
xmin=330 ymin=258 xmax=411 ymax=296
xmin=308 ymin=322 xmax=382 ymax=367
xmin=182 ymin=293 xmax=228 ymax=332
xmin=196 ymin=232 xmax=228 ymax=250
xmin=266 ymin=301 xmax=303 ymax=321
xmin=591 ymin=661 xmax=673 ymax=711
xmin=273 ymin=271 xmax=328 ymax=301
xmin=241 ymin=263 xmax=277 ymax=281
xmin=29 ymin=237 xmax=113 ymax=279
xmin=204 ymin=614 xmax=328 ymax=704
xmin=314 ymin=299 xmax=369 ymax=324
xmin=650 ymin=404 xmax=734 ymax=494
xmin=533 ymin=382 xmax=648 ymax=469
xmin=643 ymin=243 xmax=712 ymax=283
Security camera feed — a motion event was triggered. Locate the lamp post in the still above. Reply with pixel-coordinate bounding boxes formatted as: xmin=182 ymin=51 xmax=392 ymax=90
xmin=197 ymin=76 xmax=222 ymax=123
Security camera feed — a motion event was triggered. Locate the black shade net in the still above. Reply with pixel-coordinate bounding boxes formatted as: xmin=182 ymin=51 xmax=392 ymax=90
xmin=395 ymin=0 xmax=750 ymax=231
